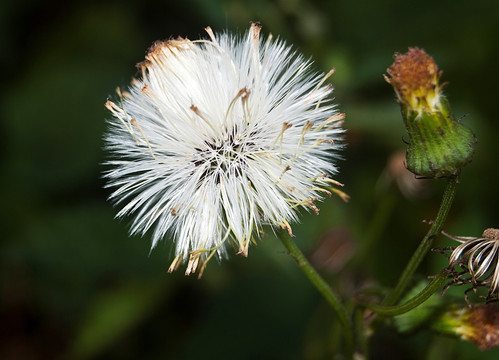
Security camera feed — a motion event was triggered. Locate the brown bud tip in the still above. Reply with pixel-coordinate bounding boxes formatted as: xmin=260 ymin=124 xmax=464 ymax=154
xmin=385 ymin=47 xmax=442 ymax=111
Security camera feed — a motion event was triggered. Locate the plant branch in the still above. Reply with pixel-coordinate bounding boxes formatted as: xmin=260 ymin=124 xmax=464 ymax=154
xmin=361 ymin=269 xmax=450 ymax=316
xmin=382 ymin=175 xmax=458 ymax=306
xmin=277 ymin=229 xmax=354 ymax=358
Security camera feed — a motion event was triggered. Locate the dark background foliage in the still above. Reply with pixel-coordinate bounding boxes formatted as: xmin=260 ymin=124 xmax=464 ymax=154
xmin=1 ymin=0 xmax=498 ymax=359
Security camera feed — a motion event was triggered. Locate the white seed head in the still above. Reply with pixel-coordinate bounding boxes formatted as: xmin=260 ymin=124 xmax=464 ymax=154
xmin=104 ymin=24 xmax=345 ymax=275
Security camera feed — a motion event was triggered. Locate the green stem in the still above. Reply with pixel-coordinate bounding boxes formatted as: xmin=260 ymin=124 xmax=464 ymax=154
xmin=362 ymin=269 xmax=450 ymax=316
xmin=277 ymin=230 xmax=354 ymax=358
xmin=383 ymin=176 xmax=458 ymax=306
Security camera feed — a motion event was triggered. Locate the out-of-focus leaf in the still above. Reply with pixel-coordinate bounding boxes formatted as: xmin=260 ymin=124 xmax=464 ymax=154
xmin=70 ymin=281 xmax=167 ymax=359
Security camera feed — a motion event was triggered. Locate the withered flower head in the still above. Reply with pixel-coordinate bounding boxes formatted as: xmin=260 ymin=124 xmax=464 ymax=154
xmin=444 ymin=228 xmax=499 ymax=299
xmin=384 ymin=47 xmax=442 ymax=113
xmin=434 ymin=304 xmax=499 ymax=350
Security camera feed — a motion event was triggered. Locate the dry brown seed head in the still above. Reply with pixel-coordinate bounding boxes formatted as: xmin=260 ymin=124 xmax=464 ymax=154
xmin=483 ymin=228 xmax=499 ymax=241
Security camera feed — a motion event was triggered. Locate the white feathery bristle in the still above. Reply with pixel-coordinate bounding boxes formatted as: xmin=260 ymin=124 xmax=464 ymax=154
xmin=104 ymin=24 xmax=345 ymax=275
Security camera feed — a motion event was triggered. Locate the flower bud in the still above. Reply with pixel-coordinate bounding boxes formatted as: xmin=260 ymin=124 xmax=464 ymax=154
xmin=432 ymin=304 xmax=499 ymax=350
xmin=385 ymin=48 xmax=475 ymax=177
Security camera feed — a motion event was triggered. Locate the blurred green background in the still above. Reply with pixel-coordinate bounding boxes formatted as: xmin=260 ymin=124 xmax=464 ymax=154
xmin=1 ymin=0 xmax=498 ymax=359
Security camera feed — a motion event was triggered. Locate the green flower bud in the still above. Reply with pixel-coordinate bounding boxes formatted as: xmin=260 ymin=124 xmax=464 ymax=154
xmin=385 ymin=48 xmax=476 ymax=177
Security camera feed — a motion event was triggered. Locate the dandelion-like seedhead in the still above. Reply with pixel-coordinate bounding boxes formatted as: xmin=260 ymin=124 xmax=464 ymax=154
xmin=104 ymin=24 xmax=345 ymax=276
xmin=443 ymin=228 xmax=499 ymax=301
